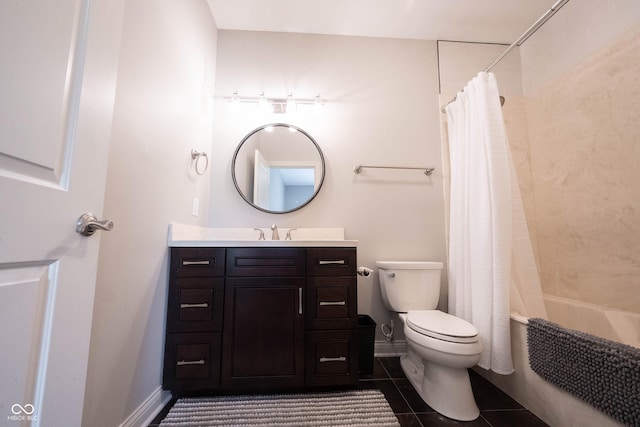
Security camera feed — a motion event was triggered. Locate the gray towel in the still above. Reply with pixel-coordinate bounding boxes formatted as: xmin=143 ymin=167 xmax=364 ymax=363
xmin=527 ymin=318 xmax=640 ymax=426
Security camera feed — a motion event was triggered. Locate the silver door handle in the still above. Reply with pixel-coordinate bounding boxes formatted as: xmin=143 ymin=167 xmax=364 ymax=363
xmin=76 ymin=213 xmax=114 ymax=236
xmin=319 ymin=301 xmax=346 ymax=306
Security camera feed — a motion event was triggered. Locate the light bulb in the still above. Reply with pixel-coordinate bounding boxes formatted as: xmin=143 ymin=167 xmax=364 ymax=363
xmin=286 ymin=94 xmax=297 ymax=113
xmin=230 ymin=91 xmax=240 ymax=112
xmin=314 ymin=94 xmax=324 ymax=113
xmin=258 ymin=92 xmax=270 ymax=113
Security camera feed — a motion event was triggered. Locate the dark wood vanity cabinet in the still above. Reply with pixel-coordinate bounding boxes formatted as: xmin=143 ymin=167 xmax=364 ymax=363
xmin=222 ymin=248 xmax=305 ymax=389
xmin=163 ymin=248 xmax=225 ymax=392
xmin=163 ymin=246 xmax=358 ymax=393
xmin=304 ymin=248 xmax=358 ymax=386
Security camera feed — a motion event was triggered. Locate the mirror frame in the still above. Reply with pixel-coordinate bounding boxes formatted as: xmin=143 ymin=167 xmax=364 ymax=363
xmin=231 ymin=123 xmax=326 ymax=214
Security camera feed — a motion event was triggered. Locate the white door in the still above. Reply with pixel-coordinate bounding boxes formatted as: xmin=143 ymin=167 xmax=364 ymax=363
xmin=253 ymin=149 xmax=271 ymax=209
xmin=0 ymin=1 xmax=124 ymax=426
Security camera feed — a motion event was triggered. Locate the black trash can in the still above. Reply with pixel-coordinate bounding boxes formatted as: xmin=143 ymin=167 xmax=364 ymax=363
xmin=357 ymin=315 xmax=376 ymax=375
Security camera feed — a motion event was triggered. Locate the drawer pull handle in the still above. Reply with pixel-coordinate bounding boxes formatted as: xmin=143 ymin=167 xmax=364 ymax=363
xmin=299 ymin=287 xmax=303 ymax=315
xmin=180 ymin=303 xmax=209 ymax=308
xmin=177 ymin=359 xmax=205 ymax=366
xmin=318 ymin=259 xmax=345 ymax=265
xmin=320 ymin=356 xmax=347 ymax=363
xmin=182 ymin=260 xmax=210 ymax=266
xmin=319 ymin=301 xmax=346 ymax=306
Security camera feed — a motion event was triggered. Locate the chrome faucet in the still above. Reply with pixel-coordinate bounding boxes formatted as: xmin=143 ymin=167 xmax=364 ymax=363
xmin=254 ymin=228 xmax=265 ymax=240
xmin=285 ymin=228 xmax=297 ymax=240
xmin=270 ymin=224 xmax=280 ymax=240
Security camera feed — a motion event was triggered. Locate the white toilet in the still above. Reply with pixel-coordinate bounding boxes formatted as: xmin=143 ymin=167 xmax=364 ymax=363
xmin=376 ymin=261 xmax=482 ymax=421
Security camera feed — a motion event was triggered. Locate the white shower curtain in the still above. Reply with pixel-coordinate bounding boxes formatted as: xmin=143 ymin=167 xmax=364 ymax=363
xmin=445 ymin=72 xmax=514 ymax=374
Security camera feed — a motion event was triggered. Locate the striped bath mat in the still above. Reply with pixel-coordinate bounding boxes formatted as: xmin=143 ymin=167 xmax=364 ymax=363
xmin=159 ymin=389 xmax=400 ymax=426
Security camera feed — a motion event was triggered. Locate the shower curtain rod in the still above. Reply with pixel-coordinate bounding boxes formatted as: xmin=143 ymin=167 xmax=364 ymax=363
xmin=440 ymin=0 xmax=571 ymax=113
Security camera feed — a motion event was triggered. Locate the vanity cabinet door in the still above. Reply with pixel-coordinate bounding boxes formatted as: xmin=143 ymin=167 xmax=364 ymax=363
xmin=222 ymin=277 xmax=305 ymax=389
xmin=305 ymin=276 xmax=357 ymax=330
xmin=226 ymin=247 xmax=305 ymax=277
xmin=305 ymin=329 xmax=358 ymax=386
xmin=162 ymin=332 xmax=222 ymax=392
xmin=307 ymin=248 xmax=356 ymax=276
xmin=171 ymin=247 xmax=225 ymax=277
xmin=167 ymin=277 xmax=224 ymax=333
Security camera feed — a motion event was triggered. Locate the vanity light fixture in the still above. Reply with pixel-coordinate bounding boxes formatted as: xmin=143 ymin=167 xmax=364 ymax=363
xmin=226 ymin=92 xmax=326 ymax=114
xmin=286 ymin=93 xmax=297 ymax=113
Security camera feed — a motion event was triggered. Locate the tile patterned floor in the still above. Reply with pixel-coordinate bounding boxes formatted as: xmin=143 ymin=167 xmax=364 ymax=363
xmin=149 ymin=357 xmax=549 ymax=426
xmin=358 ymin=357 xmax=548 ymax=427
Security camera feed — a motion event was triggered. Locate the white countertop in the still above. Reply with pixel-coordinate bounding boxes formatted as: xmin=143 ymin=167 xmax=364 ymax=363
xmin=168 ymin=224 xmax=358 ymax=248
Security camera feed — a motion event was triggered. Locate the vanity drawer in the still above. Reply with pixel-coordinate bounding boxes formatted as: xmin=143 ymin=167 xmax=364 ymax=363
xmin=306 ymin=277 xmax=357 ymax=330
xmin=171 ymin=248 xmax=225 ymax=277
xmin=226 ymin=248 xmax=305 ymax=277
xmin=305 ymin=330 xmax=358 ymax=386
xmin=167 ymin=278 xmax=224 ymax=332
xmin=163 ymin=332 xmax=221 ymax=391
xmin=306 ymin=248 xmax=356 ymax=276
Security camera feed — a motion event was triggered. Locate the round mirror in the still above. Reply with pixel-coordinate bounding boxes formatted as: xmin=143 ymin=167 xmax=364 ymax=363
xmin=232 ymin=123 xmax=325 ymax=214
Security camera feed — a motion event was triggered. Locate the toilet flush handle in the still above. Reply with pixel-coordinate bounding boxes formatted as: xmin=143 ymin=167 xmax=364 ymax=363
xmin=384 ymin=271 xmax=396 ymax=278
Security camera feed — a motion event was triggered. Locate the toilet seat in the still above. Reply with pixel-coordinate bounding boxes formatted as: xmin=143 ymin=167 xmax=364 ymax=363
xmin=406 ymin=310 xmax=479 ymax=344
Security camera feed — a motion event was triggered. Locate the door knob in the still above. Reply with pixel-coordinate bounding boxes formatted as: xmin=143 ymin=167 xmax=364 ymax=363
xmin=76 ymin=213 xmax=114 ymax=236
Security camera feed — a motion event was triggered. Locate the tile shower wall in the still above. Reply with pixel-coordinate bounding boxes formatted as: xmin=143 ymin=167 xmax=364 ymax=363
xmin=439 ymin=1 xmax=640 ymax=316
xmin=523 ymin=23 xmax=640 ymax=313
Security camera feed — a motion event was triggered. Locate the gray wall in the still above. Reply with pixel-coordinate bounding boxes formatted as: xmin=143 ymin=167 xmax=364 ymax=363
xmin=83 ymin=1 xmax=218 ymax=426
xmin=209 ymin=31 xmax=448 ymax=347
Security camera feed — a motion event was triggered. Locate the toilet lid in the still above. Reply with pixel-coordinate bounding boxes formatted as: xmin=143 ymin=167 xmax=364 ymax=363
xmin=406 ymin=310 xmax=479 ymax=344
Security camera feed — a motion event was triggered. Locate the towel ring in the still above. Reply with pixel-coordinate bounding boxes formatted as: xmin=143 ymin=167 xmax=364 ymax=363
xmin=191 ymin=150 xmax=209 ymax=175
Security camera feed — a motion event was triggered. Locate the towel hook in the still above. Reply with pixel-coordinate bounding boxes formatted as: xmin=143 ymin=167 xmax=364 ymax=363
xmin=191 ymin=149 xmax=209 ymax=175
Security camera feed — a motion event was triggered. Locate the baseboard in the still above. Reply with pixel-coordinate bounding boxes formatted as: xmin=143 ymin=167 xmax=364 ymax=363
xmin=374 ymin=339 xmax=407 ymax=357
xmin=119 ymin=386 xmax=172 ymax=427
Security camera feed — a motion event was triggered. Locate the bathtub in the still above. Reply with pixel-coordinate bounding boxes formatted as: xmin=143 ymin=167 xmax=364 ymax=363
xmin=542 ymin=294 xmax=639 ymax=349
xmin=474 ymin=295 xmax=639 ymax=427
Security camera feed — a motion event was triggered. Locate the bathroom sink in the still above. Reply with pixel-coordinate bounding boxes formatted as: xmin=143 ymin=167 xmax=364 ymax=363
xmin=168 ymin=223 xmax=357 ymax=247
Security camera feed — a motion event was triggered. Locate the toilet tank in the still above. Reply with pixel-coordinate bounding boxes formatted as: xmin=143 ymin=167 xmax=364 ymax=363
xmin=376 ymin=261 xmax=443 ymax=312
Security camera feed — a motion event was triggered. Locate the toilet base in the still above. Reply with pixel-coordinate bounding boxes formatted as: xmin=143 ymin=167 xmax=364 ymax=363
xmin=400 ymin=349 xmax=480 ymax=421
